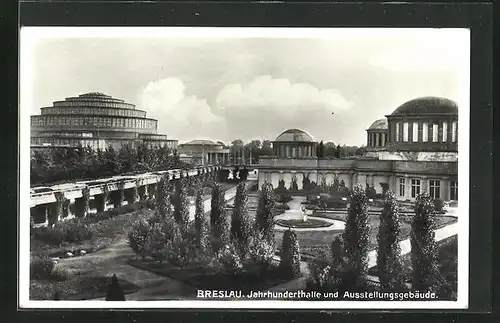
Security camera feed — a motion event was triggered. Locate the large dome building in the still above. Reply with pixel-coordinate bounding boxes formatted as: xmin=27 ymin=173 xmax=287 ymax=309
xmin=30 ymin=92 xmax=178 ymax=151
xmin=272 ymin=129 xmax=317 ymax=158
xmin=257 ymin=97 xmax=458 ymax=202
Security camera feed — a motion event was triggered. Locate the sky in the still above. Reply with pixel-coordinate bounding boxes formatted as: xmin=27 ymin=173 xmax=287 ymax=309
xmin=22 ymin=28 xmax=470 ymax=146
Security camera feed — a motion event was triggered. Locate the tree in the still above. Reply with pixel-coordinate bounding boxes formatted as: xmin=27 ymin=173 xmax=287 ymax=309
xmin=377 ymin=191 xmax=405 ymax=291
xmin=261 ymin=140 xmax=274 ymax=157
xmin=53 ymin=291 xmax=61 ymax=300
xmin=155 ymin=175 xmax=173 ymax=220
xmin=324 ymin=142 xmax=337 ymax=157
xmin=210 ymin=182 xmax=229 ymax=251
xmin=342 ymin=184 xmax=371 ymax=288
xmin=103 ymin=146 xmax=119 ymax=176
xmin=316 ymin=141 xmax=325 ymax=158
xmin=128 ymin=218 xmax=150 ymax=260
xmin=336 ymin=145 xmax=342 ymax=158
xmin=411 ymin=193 xmax=440 ymax=292
xmin=255 ymin=182 xmax=276 ymax=245
xmin=279 ymin=229 xmax=301 ymax=278
xmin=194 ymin=183 xmax=208 ymax=251
xmin=230 ymin=182 xmax=252 ymax=256
xmin=105 ymin=274 xmax=125 ymax=301
xmin=174 ymin=178 xmax=190 ymax=230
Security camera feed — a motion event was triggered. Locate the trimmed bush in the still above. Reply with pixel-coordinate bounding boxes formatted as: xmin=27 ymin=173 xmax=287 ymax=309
xmin=218 ymin=169 xmax=230 ymax=182
xmin=210 ymin=182 xmax=229 ymax=252
xmin=377 ymin=191 xmax=405 ymax=291
xmin=174 ymin=179 xmax=190 ymax=230
xmin=342 ymin=184 xmax=371 ymax=288
xmin=411 ymin=193 xmax=441 ymax=292
xmin=105 ymin=274 xmax=125 ymax=301
xmin=59 ymin=220 xmax=93 ymax=243
xmin=239 ymin=169 xmax=249 ymax=181
xmin=279 ymin=229 xmax=301 ymax=278
xmin=433 ymin=199 xmax=445 ymax=214
xmin=230 ymin=182 xmax=252 ymax=256
xmin=255 ymin=182 xmax=276 ymax=245
xmin=307 ymin=250 xmax=336 ymax=290
xmin=194 ymin=184 xmax=209 ymax=251
xmin=246 ymin=232 xmax=275 ymax=272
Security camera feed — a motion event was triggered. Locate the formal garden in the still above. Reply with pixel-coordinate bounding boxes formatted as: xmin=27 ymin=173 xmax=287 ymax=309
xmin=29 ymin=165 xmax=458 ymax=301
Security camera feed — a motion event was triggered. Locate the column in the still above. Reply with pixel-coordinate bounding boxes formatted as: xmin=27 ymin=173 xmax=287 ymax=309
xmin=442 ymin=179 xmax=449 ymax=201
xmin=351 ymin=173 xmax=358 ymax=190
xmin=381 ymin=133 xmax=385 ymax=147
xmin=367 ymin=133 xmax=371 ymax=147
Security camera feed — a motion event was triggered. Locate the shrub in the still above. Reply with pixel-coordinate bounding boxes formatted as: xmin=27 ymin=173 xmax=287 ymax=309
xmin=218 ymin=169 xmax=230 ymax=182
xmin=433 ymin=199 xmax=445 ymax=213
xmin=145 ymin=223 xmax=168 ymax=262
xmin=217 ymin=243 xmax=244 ymax=275
xmin=194 ymin=185 xmax=209 ymax=251
xmin=32 ymin=226 xmax=64 ymax=246
xmin=165 ymin=222 xmax=192 ymax=267
xmin=30 ymin=256 xmax=55 ymax=280
xmin=239 ymin=169 xmax=249 ymax=181
xmin=59 ymin=219 xmax=93 ymax=243
xmin=246 ymin=232 xmax=275 ymax=272
xmin=50 ymin=267 xmax=71 ymax=281
xmin=307 ymin=250 xmax=336 ymax=290
xmin=128 ymin=218 xmax=150 ymax=260
xmin=173 ymin=179 xmax=190 ymax=230
xmin=279 ymin=229 xmax=301 ymax=278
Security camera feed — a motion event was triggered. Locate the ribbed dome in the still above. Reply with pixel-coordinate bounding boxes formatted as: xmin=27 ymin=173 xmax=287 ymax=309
xmin=368 ymin=118 xmax=388 ymax=130
xmin=391 ymin=97 xmax=458 ymax=116
xmin=275 ymin=129 xmax=314 ymax=142
xmin=182 ymin=140 xmax=219 ymax=146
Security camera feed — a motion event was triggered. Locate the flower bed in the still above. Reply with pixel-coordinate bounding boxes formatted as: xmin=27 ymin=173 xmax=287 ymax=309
xmin=275 ymin=218 xmax=332 ymax=229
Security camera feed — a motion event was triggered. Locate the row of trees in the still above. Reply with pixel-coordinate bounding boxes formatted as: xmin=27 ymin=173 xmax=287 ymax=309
xmin=31 ymin=144 xmax=188 ymax=185
xmin=308 ymin=186 xmax=451 ymax=296
xmin=128 ymin=176 xmax=301 ymax=278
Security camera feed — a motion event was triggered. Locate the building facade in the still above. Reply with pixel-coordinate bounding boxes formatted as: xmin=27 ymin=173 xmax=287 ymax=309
xmin=31 ymin=92 xmax=178 ymax=151
xmin=177 ymin=140 xmax=230 ymax=166
xmin=257 ymin=97 xmax=459 ymax=202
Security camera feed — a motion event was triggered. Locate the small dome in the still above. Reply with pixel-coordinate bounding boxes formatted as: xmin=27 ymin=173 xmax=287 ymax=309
xmin=391 ymin=96 xmax=458 ymax=116
xmin=79 ymin=92 xmax=111 ymax=98
xmin=274 ymin=129 xmax=314 ymax=142
xmin=181 ymin=140 xmax=219 ymax=146
xmin=368 ymin=118 xmax=388 ymax=131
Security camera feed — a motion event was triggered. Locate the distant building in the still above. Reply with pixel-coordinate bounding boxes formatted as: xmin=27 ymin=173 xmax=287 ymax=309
xmin=177 ymin=140 xmax=230 ymax=166
xmin=257 ymin=96 xmax=458 ymax=202
xmin=30 ymin=92 xmax=178 ymax=151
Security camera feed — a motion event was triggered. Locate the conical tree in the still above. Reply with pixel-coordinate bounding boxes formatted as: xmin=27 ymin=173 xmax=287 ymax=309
xmin=411 ymin=193 xmax=440 ymax=292
xmin=210 ymin=182 xmax=229 ymax=252
xmin=174 ymin=178 xmax=190 ymax=230
xmin=377 ymin=191 xmax=405 ymax=291
xmin=194 ymin=182 xmax=208 ymax=251
xmin=230 ymin=182 xmax=252 ymax=256
xmin=279 ymin=229 xmax=301 ymax=278
xmin=255 ymin=182 xmax=276 ymax=245
xmin=155 ymin=174 xmax=173 ymax=220
xmin=342 ymin=184 xmax=371 ymax=289
xmin=105 ymin=274 xmax=125 ymax=301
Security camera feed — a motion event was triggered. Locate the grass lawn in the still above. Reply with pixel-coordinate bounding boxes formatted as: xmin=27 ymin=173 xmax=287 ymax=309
xmin=128 ymin=260 xmax=291 ymax=294
xmin=30 ymin=207 xmax=153 ymax=258
xmin=281 ymin=212 xmax=457 ymax=258
xmin=30 ymin=275 xmax=140 ymax=300
xmin=275 ymin=218 xmax=332 ymax=229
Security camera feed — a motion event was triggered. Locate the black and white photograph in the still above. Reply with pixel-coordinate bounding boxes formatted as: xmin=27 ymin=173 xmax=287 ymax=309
xmin=20 ymin=27 xmax=469 ymax=309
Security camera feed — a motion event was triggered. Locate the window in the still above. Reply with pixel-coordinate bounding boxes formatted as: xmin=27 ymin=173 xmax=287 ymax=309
xmin=412 ymin=122 xmax=419 ymax=142
xmin=399 ymin=178 xmax=405 ymax=197
xmin=429 ymin=180 xmax=441 ymax=199
xmin=432 ymin=123 xmax=439 ymax=142
xmin=452 ymin=121 xmax=457 ymax=142
xmin=403 ymin=122 xmax=409 ymax=142
xmin=442 ymin=122 xmax=448 ymax=142
xmin=411 ymin=179 xmax=421 ymax=198
xmin=396 ymin=123 xmax=400 ymax=142
xmin=450 ymin=181 xmax=458 ymax=200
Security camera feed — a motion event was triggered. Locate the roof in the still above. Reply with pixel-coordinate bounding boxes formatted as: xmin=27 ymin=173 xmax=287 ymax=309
xmin=367 ymin=118 xmax=388 ymax=131
xmin=390 ymin=96 xmax=458 ymax=116
xmin=274 ymin=129 xmax=314 ymax=142
xmin=180 ymin=140 xmax=220 ymax=146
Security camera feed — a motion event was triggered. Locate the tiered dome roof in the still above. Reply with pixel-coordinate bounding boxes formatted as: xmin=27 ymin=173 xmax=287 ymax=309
xmin=274 ymin=129 xmax=314 ymax=142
